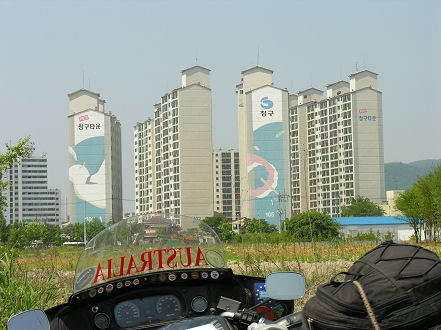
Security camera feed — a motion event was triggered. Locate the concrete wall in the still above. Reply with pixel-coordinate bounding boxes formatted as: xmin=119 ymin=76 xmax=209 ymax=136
xmin=350 ymin=71 xmax=378 ymax=91
xmin=68 ymin=89 xmax=101 ymax=115
xmin=352 ymin=88 xmax=385 ymax=203
xmin=326 ymin=81 xmax=350 ymax=98
xmin=179 ymin=84 xmax=213 ymax=219
xmin=182 ymin=66 xmax=210 ymax=89
xmin=242 ymin=67 xmax=273 ymax=93
xmin=342 ymin=224 xmax=413 ymax=241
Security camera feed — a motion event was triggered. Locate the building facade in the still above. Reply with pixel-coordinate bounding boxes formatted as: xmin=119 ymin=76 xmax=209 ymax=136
xmin=134 ymin=66 xmax=214 ymax=223
xmin=212 ymin=149 xmax=240 ymax=222
xmin=236 ymin=67 xmax=292 ymax=228
xmin=3 ymin=154 xmax=62 ymax=225
xmin=289 ymin=70 xmax=385 ymax=216
xmin=381 ymin=190 xmax=404 ymax=216
xmin=68 ymin=89 xmax=122 ymax=224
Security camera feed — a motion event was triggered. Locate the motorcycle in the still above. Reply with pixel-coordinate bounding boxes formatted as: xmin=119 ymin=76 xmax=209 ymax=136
xmin=8 ymin=214 xmax=306 ymax=330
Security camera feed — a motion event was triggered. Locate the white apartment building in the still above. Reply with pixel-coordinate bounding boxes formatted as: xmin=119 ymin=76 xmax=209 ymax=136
xmin=212 ymin=150 xmax=240 ymax=222
xmin=289 ymin=70 xmax=385 ymax=216
xmin=68 ymin=89 xmax=122 ymax=224
xmin=134 ymin=66 xmax=214 ymax=223
xmin=236 ymin=66 xmax=292 ymax=228
xmin=3 ymin=154 xmax=62 ymax=225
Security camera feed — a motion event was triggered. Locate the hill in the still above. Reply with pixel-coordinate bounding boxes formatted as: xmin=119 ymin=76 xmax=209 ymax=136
xmin=385 ymin=159 xmax=441 ymax=191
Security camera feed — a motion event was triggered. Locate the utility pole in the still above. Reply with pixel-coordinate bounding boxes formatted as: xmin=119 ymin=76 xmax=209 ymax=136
xmin=83 ymin=200 xmax=87 ymax=246
xmin=277 ymin=194 xmax=282 ymax=233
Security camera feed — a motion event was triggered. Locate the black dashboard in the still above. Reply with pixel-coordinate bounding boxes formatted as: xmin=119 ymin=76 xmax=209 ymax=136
xmin=46 ymin=268 xmax=291 ymax=330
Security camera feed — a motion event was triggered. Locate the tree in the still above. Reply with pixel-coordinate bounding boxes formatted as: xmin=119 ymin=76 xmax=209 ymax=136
xmin=241 ymin=218 xmax=277 ymax=234
xmin=219 ymin=219 xmax=236 ymax=241
xmin=202 ymin=215 xmax=227 ymax=234
xmin=395 ymin=187 xmax=423 ymax=243
xmin=340 ymin=196 xmax=384 ymax=217
xmin=70 ymin=218 xmax=106 ymax=242
xmin=395 ymin=165 xmax=441 ymax=242
xmin=0 ymin=137 xmax=34 ymax=220
xmin=284 ymin=211 xmax=340 ymax=241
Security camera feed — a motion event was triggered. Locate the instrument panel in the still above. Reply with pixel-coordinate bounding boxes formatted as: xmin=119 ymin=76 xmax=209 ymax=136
xmin=47 ymin=269 xmax=291 ymax=330
xmin=114 ymin=294 xmax=183 ymax=328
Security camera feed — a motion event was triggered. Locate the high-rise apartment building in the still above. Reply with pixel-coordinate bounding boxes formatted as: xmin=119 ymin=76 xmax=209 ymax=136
xmin=236 ymin=67 xmax=292 ymax=228
xmin=68 ymin=89 xmax=122 ymax=224
xmin=3 ymin=154 xmax=62 ymax=225
xmin=134 ymin=66 xmax=214 ymax=222
xmin=212 ymin=149 xmax=240 ymax=222
xmin=289 ymin=70 xmax=385 ymax=216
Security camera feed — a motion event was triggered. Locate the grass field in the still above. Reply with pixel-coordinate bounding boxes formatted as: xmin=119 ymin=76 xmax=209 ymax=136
xmin=3 ymin=242 xmax=441 ymax=327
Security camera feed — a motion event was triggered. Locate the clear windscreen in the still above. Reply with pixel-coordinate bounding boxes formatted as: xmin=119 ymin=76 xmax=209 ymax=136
xmin=73 ymin=214 xmax=226 ymax=292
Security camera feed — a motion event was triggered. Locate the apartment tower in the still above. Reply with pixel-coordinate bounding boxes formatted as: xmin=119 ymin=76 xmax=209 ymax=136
xmin=289 ymin=70 xmax=385 ymax=216
xmin=212 ymin=149 xmax=240 ymax=222
xmin=68 ymin=89 xmax=122 ymax=224
xmin=134 ymin=66 xmax=214 ymax=223
xmin=236 ymin=67 xmax=292 ymax=228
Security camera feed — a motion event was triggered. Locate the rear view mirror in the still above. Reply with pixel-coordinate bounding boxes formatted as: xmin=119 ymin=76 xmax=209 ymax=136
xmin=7 ymin=309 xmax=50 ymax=330
xmin=265 ymin=272 xmax=305 ymax=300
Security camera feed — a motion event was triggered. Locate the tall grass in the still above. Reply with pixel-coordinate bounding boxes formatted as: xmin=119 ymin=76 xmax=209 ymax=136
xmin=0 ymin=246 xmax=76 ymax=329
xmin=3 ymin=241 xmax=441 ymax=327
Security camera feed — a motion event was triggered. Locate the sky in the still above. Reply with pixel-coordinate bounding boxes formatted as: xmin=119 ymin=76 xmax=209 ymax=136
xmin=0 ymin=0 xmax=440 ymax=213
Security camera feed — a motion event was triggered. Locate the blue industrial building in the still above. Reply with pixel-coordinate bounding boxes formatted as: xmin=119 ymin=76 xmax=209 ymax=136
xmin=334 ymin=216 xmax=413 ymax=241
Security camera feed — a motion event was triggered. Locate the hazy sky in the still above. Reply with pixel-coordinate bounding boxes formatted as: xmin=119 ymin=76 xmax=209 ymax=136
xmin=1 ymin=0 xmax=440 ymax=212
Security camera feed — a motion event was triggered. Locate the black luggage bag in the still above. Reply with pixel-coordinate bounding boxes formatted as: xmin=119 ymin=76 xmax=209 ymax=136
xmin=302 ymin=241 xmax=441 ymax=329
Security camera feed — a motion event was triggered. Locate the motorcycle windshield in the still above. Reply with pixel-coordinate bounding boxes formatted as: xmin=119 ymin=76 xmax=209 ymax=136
xmin=73 ymin=214 xmax=226 ymax=292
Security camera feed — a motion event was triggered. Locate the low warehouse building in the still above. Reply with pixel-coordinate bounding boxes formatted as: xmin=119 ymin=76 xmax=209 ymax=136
xmin=334 ymin=216 xmax=415 ymax=241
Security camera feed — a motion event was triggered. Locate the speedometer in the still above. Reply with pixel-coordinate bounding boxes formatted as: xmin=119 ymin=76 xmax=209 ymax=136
xmin=156 ymin=295 xmax=182 ymax=319
xmin=114 ymin=301 xmax=141 ymax=327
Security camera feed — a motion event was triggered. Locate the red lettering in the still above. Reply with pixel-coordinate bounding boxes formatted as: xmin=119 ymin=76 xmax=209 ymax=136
xmin=140 ymin=251 xmax=153 ymax=272
xmin=107 ymin=259 xmax=113 ymax=279
xmin=126 ymin=255 xmax=139 ymax=275
xmin=93 ymin=263 xmax=105 ymax=283
xmin=167 ymin=248 xmax=177 ymax=268
xmin=112 ymin=256 xmax=126 ymax=278
xmin=154 ymin=249 xmax=166 ymax=269
xmin=195 ymin=247 xmax=209 ymax=266
xmin=179 ymin=247 xmax=192 ymax=267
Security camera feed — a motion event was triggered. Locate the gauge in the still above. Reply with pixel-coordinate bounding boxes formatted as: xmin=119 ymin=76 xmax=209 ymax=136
xmin=94 ymin=313 xmax=110 ymax=330
xmin=156 ymin=295 xmax=182 ymax=319
xmin=114 ymin=301 xmax=141 ymax=327
xmin=191 ymin=296 xmax=208 ymax=313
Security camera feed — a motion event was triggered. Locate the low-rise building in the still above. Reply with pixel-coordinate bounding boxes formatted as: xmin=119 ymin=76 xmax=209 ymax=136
xmin=3 ymin=154 xmax=62 ymax=225
xmin=335 ymin=216 xmax=413 ymax=241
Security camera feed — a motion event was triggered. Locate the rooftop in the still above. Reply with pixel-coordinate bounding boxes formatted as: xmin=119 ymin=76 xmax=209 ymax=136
xmin=181 ymin=65 xmax=211 ymax=73
xmin=349 ymin=69 xmax=378 ymax=78
xmin=241 ymin=66 xmax=273 ymax=75
xmin=67 ymin=88 xmax=100 ymax=98
xmin=298 ymin=87 xmax=324 ymax=94
xmin=334 ymin=216 xmax=409 ymax=226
